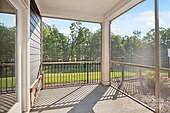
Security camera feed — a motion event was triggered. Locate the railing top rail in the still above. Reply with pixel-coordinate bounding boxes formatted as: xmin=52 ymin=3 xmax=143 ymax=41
xmin=112 ymin=60 xmax=170 ymax=72
xmin=0 ymin=63 xmax=15 ymax=66
xmin=160 ymin=67 xmax=170 ymax=72
xmin=42 ymin=61 xmax=101 ymax=65
xmin=112 ymin=60 xmax=155 ymax=69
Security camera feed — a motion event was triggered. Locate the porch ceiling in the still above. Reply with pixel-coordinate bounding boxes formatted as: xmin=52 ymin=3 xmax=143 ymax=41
xmin=36 ymin=0 xmax=143 ymax=23
xmin=0 ymin=0 xmax=16 ymax=14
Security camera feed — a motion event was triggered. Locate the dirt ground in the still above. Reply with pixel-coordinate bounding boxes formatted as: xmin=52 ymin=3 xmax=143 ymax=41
xmin=134 ymin=85 xmax=170 ymax=113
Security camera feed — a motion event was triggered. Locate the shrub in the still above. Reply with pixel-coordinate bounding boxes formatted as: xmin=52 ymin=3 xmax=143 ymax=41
xmin=145 ymin=72 xmax=166 ymax=91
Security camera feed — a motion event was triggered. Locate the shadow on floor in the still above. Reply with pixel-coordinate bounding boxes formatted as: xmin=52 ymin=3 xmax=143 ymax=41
xmin=67 ymin=85 xmax=108 ymax=113
xmin=0 ymin=93 xmax=16 ymax=113
xmin=30 ymin=84 xmax=152 ymax=113
xmin=30 ymin=85 xmax=125 ymax=113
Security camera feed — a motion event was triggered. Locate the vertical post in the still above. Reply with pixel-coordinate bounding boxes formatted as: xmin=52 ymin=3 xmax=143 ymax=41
xmin=101 ymin=21 xmax=110 ymax=85
xmin=22 ymin=7 xmax=31 ymax=112
xmin=154 ymin=0 xmax=160 ymax=112
xmin=121 ymin=58 xmax=124 ymax=82
xmin=168 ymin=57 xmax=170 ymax=78
xmin=6 ymin=66 xmax=8 ymax=92
xmin=139 ymin=68 xmax=144 ymax=90
xmin=0 ymin=65 xmax=2 ymax=93
xmin=40 ymin=13 xmax=43 ymax=89
xmin=87 ymin=62 xmax=89 ymax=84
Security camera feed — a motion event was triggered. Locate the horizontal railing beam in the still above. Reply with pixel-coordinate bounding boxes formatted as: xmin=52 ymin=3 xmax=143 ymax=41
xmin=111 ymin=60 xmax=155 ymax=69
xmin=0 ymin=63 xmax=15 ymax=66
xmin=43 ymin=61 xmax=100 ymax=65
xmin=111 ymin=60 xmax=170 ymax=72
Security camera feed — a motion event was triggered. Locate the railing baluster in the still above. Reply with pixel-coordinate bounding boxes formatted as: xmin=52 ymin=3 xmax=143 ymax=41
xmin=80 ymin=62 xmax=81 ymax=84
xmin=0 ymin=65 xmax=2 ymax=93
xmin=87 ymin=62 xmax=89 ymax=84
xmin=76 ymin=62 xmax=78 ymax=84
xmin=51 ymin=64 xmax=53 ymax=87
xmin=50 ymin=64 xmax=52 ymax=88
xmin=62 ymin=63 xmax=64 ymax=86
xmin=83 ymin=62 xmax=85 ymax=83
xmin=89 ymin=62 xmax=91 ymax=84
xmin=69 ymin=63 xmax=71 ymax=85
xmin=93 ymin=60 xmax=94 ymax=83
xmin=42 ymin=60 xmax=102 ymax=88
xmin=59 ymin=63 xmax=61 ymax=86
xmin=90 ymin=62 xmax=91 ymax=84
xmin=6 ymin=65 xmax=7 ymax=92
xmin=78 ymin=62 xmax=80 ymax=84
xmin=12 ymin=65 xmax=14 ymax=92
xmin=63 ymin=62 xmax=65 ymax=86
xmin=94 ymin=62 xmax=95 ymax=83
xmin=48 ymin=64 xmax=49 ymax=88
xmin=54 ymin=64 xmax=56 ymax=85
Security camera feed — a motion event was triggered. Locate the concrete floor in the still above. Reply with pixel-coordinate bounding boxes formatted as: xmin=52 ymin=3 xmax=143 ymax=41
xmin=30 ymin=85 xmax=153 ymax=113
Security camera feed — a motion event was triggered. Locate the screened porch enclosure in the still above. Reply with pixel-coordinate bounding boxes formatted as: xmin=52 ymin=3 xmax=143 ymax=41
xmin=1 ymin=0 xmax=170 ymax=113
xmin=30 ymin=0 xmax=170 ymax=113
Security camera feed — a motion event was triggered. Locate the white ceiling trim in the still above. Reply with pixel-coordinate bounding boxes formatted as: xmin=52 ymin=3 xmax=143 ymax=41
xmin=104 ymin=0 xmax=144 ymax=22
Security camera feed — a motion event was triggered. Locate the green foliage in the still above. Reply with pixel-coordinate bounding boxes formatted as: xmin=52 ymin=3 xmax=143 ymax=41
xmin=111 ymin=28 xmax=170 ymax=66
xmin=43 ymin=21 xmax=101 ymax=61
xmin=1 ymin=20 xmax=170 ymax=64
xmin=145 ymin=72 xmax=155 ymax=90
xmin=0 ymin=23 xmax=15 ymax=62
xmin=43 ymin=25 xmax=69 ymax=61
xmin=145 ymin=72 xmax=166 ymax=91
xmin=42 ymin=20 xmax=170 ymax=65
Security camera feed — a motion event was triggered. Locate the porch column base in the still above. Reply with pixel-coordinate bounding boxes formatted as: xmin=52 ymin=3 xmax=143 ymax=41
xmin=101 ymin=80 xmax=110 ymax=86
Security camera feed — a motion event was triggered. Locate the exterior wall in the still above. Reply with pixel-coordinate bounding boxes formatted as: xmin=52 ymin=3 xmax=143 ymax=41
xmin=30 ymin=0 xmax=41 ymax=85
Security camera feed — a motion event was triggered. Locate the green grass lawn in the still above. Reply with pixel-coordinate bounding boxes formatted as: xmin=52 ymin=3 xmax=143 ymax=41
xmin=44 ymin=71 xmax=138 ymax=84
xmin=44 ymin=72 xmax=101 ymax=84
xmin=0 ymin=77 xmax=16 ymax=89
xmin=0 ymin=71 xmax=138 ymax=89
xmin=1 ymin=71 xmax=168 ymax=89
xmin=110 ymin=72 xmax=137 ymax=78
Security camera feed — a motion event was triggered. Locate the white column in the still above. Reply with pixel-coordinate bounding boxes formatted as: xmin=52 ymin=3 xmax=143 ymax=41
xmin=8 ymin=0 xmax=29 ymax=113
xmin=101 ymin=21 xmax=110 ymax=85
xmin=21 ymin=6 xmax=31 ymax=113
xmin=20 ymin=1 xmax=31 ymax=112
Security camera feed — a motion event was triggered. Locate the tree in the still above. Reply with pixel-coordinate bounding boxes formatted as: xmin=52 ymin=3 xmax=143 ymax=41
xmin=142 ymin=27 xmax=170 ymax=66
xmin=68 ymin=21 xmax=93 ymax=60
xmin=43 ymin=24 xmax=69 ymax=61
xmin=111 ymin=31 xmax=143 ymax=58
xmin=123 ymin=31 xmax=143 ymax=57
xmin=0 ymin=23 xmax=16 ymax=62
xmin=111 ymin=34 xmax=125 ymax=59
xmin=88 ymin=29 xmax=101 ymax=60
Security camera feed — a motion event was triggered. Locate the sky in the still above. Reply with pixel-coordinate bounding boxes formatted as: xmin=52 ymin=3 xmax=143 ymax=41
xmin=111 ymin=0 xmax=170 ymax=36
xmin=0 ymin=0 xmax=170 ymax=37
xmin=0 ymin=13 xmax=16 ymax=27
xmin=42 ymin=18 xmax=101 ymax=36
